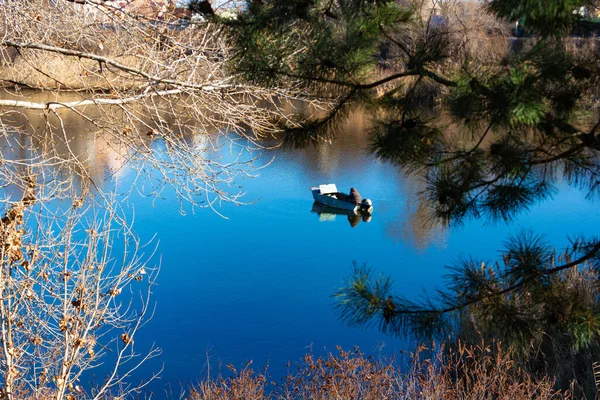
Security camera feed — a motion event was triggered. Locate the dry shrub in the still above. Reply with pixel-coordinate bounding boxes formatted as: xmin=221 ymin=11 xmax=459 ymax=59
xmin=188 ymin=342 xmax=568 ymax=400
xmin=440 ymin=0 xmax=512 ymax=65
xmin=406 ymin=0 xmax=513 ymax=66
xmin=421 ymin=341 xmax=566 ymax=400
xmin=190 ymin=362 xmax=267 ymax=400
xmin=281 ymin=347 xmax=399 ymax=400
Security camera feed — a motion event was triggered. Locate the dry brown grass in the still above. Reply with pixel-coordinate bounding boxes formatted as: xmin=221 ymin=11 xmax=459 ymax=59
xmin=189 ymin=342 xmax=569 ymax=400
xmin=0 ymin=53 xmax=141 ymax=90
xmin=0 ymin=0 xmax=224 ymax=91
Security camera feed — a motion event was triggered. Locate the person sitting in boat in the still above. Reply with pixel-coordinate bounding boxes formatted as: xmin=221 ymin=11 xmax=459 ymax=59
xmin=349 ymin=187 xmax=362 ymax=204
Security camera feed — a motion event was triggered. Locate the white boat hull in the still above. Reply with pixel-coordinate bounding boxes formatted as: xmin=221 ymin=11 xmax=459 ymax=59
xmin=311 ymin=187 xmax=359 ymax=211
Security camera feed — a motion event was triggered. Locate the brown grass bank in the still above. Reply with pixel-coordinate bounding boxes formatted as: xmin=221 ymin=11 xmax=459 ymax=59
xmin=0 ymin=0 xmax=224 ymax=91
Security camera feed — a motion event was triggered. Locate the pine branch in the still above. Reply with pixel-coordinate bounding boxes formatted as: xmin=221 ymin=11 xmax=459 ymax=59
xmin=336 ymin=239 xmax=600 ymax=337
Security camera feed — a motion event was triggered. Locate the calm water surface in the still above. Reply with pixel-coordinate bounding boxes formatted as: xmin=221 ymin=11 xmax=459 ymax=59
xmin=110 ymin=118 xmax=600 ymax=397
xmin=3 ymin=104 xmax=600 ymax=397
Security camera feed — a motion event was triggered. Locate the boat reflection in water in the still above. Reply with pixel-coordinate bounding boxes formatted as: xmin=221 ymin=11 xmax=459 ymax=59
xmin=311 ymin=202 xmax=372 ymax=228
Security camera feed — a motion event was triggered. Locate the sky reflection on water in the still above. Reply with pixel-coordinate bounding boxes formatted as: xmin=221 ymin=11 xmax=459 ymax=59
xmin=114 ymin=116 xmax=599 ymax=397
xmin=1 ymin=104 xmax=599 ymax=398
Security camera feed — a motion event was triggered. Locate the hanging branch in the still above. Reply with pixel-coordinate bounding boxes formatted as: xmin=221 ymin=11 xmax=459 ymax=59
xmin=335 ymin=236 xmax=600 ymax=336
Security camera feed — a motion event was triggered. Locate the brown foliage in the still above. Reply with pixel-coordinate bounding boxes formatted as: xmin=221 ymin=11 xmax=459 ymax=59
xmin=189 ymin=342 xmax=567 ymax=400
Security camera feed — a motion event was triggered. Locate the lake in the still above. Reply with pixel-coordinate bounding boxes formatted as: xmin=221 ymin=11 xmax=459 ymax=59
xmin=2 ymin=103 xmax=599 ymax=398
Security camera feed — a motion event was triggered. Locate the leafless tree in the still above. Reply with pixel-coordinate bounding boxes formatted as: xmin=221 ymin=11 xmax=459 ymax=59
xmin=0 ymin=0 xmax=311 ymax=212
xmin=0 ymin=140 xmax=160 ymax=399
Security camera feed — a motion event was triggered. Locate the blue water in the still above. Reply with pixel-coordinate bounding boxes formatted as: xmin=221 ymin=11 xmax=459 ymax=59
xmin=85 ymin=125 xmax=600 ymax=397
xmin=2 ymin=108 xmax=597 ymax=397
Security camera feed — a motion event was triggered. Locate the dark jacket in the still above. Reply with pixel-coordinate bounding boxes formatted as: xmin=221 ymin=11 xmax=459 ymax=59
xmin=349 ymin=188 xmax=362 ymax=204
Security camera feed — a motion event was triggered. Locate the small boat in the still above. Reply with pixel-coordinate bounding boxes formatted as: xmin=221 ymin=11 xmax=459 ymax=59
xmin=311 ymin=184 xmax=373 ymax=213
